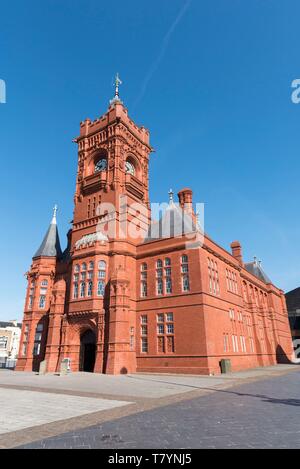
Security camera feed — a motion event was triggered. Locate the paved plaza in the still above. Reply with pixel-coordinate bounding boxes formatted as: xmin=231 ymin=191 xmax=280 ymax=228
xmin=0 ymin=364 xmax=299 ymax=448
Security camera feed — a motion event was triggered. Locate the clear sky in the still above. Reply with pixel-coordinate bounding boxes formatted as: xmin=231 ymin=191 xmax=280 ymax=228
xmin=1 ymin=0 xmax=300 ymax=321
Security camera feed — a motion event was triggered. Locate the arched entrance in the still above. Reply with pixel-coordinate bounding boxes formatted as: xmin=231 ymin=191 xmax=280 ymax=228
xmin=80 ymin=329 xmax=96 ymax=372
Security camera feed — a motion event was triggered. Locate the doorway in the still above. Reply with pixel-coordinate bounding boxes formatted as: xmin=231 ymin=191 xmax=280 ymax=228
xmin=80 ymin=329 xmax=96 ymax=372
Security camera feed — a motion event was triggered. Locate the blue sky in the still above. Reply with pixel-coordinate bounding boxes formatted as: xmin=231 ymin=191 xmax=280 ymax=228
xmin=1 ymin=0 xmax=300 ymax=320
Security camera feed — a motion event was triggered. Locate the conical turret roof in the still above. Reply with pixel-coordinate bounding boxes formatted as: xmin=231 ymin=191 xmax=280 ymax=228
xmin=33 ymin=205 xmax=62 ymax=259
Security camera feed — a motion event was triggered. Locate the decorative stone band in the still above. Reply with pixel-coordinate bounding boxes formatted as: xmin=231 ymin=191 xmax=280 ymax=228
xmin=75 ymin=232 xmax=108 ymax=250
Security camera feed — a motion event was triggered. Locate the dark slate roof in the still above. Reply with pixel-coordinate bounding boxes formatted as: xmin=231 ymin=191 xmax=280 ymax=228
xmin=143 ymin=202 xmax=196 ymax=243
xmin=244 ymin=261 xmax=272 ymax=284
xmin=33 ymin=221 xmax=62 ymax=259
xmin=60 ymin=229 xmax=72 ymax=263
xmin=0 ymin=321 xmax=22 ymax=328
xmin=285 ymin=287 xmax=300 ymax=312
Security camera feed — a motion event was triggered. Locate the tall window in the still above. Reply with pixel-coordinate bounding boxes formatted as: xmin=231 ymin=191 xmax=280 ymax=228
xmin=156 ymin=312 xmax=175 ymax=353
xmin=140 ymin=315 xmax=148 ymax=352
xmin=226 ymin=269 xmax=238 ymax=293
xmin=130 ymin=327 xmax=134 ymax=350
xmin=156 ymin=259 xmax=163 ymax=295
xmin=208 ymin=258 xmax=220 ymax=296
xmin=87 ymin=281 xmax=93 ymax=297
xmin=39 ymin=287 xmax=47 ymax=309
xmin=98 ymin=260 xmax=106 ymax=279
xmin=81 ymin=262 xmax=87 ymax=272
xmin=73 ymin=282 xmax=79 ymax=299
xmin=33 ymin=323 xmax=43 ymax=356
xmin=97 ymin=260 xmax=106 ymax=297
xmin=80 ymin=282 xmax=85 ymax=298
xmin=181 ymin=254 xmax=190 ymax=292
xmin=164 ymin=258 xmax=172 ymax=294
xmin=141 ymin=263 xmax=147 ymax=297
xmin=28 ymin=286 xmax=35 ymax=309
xmin=97 ymin=280 xmax=105 ymax=296
xmin=22 ymin=324 xmax=29 ymax=356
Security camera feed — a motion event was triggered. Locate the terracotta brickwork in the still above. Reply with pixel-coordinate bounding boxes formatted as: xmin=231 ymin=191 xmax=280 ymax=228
xmin=16 ymin=94 xmax=293 ymax=375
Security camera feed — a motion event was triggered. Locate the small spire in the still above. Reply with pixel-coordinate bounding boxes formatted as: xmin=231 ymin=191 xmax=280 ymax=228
xmin=110 ymin=73 xmax=123 ymax=105
xmin=51 ymin=204 xmax=58 ymax=224
xmin=168 ymin=188 xmax=174 ymax=204
xmin=253 ymin=255 xmax=258 ymax=266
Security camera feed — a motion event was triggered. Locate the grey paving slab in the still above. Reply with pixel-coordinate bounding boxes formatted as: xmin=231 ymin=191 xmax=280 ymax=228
xmin=0 ymin=388 xmax=131 ymax=435
xmin=19 ymin=369 xmax=300 ymax=449
xmin=0 ymin=365 xmax=296 ymax=399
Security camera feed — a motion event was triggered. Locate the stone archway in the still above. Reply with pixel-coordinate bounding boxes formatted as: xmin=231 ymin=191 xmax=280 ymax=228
xmin=79 ymin=329 xmax=96 ymax=372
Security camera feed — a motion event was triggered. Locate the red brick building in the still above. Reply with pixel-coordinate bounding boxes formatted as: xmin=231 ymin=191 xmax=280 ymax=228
xmin=16 ymin=83 xmax=293 ymax=375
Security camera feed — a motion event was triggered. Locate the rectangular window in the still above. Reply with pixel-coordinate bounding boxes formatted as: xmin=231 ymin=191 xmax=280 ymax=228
xmin=97 ymin=280 xmax=105 ymax=296
xmin=73 ymin=282 xmax=79 ymax=299
xmin=157 ymin=324 xmax=164 ymax=334
xmin=157 ymin=336 xmax=165 ymax=353
xmin=130 ymin=335 xmax=134 ymax=350
xmin=0 ymin=336 xmax=8 ymax=349
xmin=22 ymin=343 xmax=27 ymax=356
xmin=141 ymin=315 xmax=147 ymax=324
xmin=141 ymin=325 xmax=147 ymax=336
xmin=182 ymin=275 xmax=190 ymax=292
xmin=141 ymin=337 xmax=148 ymax=353
xmin=167 ymin=324 xmax=174 ymax=334
xmin=141 ymin=281 xmax=147 ymax=297
xmin=166 ymin=313 xmax=173 ymax=322
xmin=167 ymin=336 xmax=175 ymax=353
xmin=33 ymin=342 xmax=41 ymax=356
xmin=39 ymin=295 xmax=46 ymax=309
xmin=157 ymin=278 xmax=163 ymax=295
xmin=87 ymin=281 xmax=93 ymax=297
xmin=157 ymin=313 xmax=164 ymax=323
xmin=80 ymin=282 xmax=85 ymax=298
xmin=165 ymin=277 xmax=172 ymax=294
xmin=98 ymin=270 xmax=105 ymax=279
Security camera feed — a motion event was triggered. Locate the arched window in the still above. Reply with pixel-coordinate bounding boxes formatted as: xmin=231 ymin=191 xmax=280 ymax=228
xmin=165 ymin=258 xmax=171 ymax=266
xmin=156 ymin=259 xmax=162 ymax=268
xmin=141 ymin=263 xmax=147 ymax=271
xmin=74 ymin=264 xmax=80 ymax=273
xmin=125 ymin=159 xmax=135 ymax=176
xmin=88 ymin=261 xmax=94 ymax=270
xmin=98 ymin=260 xmax=106 ymax=270
xmin=98 ymin=260 xmax=106 ymax=279
xmin=81 ymin=262 xmax=87 ymax=271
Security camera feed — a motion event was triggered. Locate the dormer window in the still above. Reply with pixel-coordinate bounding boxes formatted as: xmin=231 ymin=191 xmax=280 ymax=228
xmin=125 ymin=160 xmax=135 ymax=176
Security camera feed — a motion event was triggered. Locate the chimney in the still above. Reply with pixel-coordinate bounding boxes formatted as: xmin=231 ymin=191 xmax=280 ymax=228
xmin=230 ymin=241 xmax=243 ymax=265
xmin=177 ymin=188 xmax=194 ymax=217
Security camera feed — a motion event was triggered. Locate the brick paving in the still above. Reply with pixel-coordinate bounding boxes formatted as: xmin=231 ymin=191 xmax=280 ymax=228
xmin=18 ymin=368 xmax=300 ymax=449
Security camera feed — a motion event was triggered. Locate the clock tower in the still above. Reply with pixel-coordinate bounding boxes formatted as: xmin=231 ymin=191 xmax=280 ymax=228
xmin=61 ymin=77 xmax=153 ymax=374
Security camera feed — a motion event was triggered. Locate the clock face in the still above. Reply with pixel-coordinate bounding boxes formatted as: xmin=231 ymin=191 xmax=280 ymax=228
xmin=95 ymin=158 xmax=107 ymax=173
xmin=125 ymin=160 xmax=135 ymax=175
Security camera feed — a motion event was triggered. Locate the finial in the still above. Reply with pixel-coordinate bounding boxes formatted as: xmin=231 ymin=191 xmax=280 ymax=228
xmin=253 ymin=255 xmax=257 ymax=266
xmin=51 ymin=204 xmax=58 ymax=224
xmin=258 ymin=259 xmax=262 ymax=267
xmin=110 ymin=73 xmax=123 ymax=105
xmin=168 ymin=188 xmax=174 ymax=204
xmin=114 ymin=73 xmax=122 ymax=98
